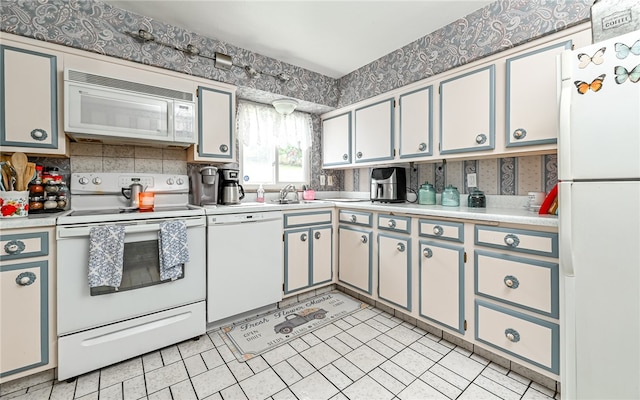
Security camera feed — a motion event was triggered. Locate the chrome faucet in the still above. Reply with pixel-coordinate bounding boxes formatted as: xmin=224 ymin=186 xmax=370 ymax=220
xmin=279 ymin=184 xmax=298 ymax=201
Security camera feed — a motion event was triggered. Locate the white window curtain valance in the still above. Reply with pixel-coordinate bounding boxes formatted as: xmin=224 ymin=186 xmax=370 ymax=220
xmin=237 ymin=100 xmax=312 ymax=149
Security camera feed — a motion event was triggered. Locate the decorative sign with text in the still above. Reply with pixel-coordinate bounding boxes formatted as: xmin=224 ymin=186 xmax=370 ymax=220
xmin=222 ymin=291 xmax=364 ymax=361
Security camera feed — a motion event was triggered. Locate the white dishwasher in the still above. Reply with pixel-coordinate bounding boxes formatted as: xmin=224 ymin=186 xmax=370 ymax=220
xmin=206 ymin=211 xmax=283 ymax=323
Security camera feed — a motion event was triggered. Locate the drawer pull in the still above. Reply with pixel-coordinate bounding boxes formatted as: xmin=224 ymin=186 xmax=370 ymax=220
xmin=314 ymin=231 xmax=321 ymax=240
xmin=396 ymin=243 xmax=405 ymax=252
xmin=300 ymin=233 xmax=308 ymax=242
xmin=422 ymin=248 xmax=433 ymax=258
xmin=4 ymin=240 xmax=26 ymax=255
xmin=505 ymin=328 xmax=521 ymax=343
xmin=361 ymin=235 xmax=368 ymax=244
xmin=350 ymin=214 xmax=357 ymax=223
xmin=504 ymin=275 xmax=520 ymax=289
xmin=432 ymin=225 xmax=443 ymax=236
xmin=504 ymin=234 xmax=520 ymax=247
xmin=475 ymin=134 xmax=487 ymax=144
xmin=418 ymin=142 xmax=427 ymax=151
xmin=388 ymin=219 xmax=396 ymax=228
xmin=16 ymin=272 xmax=36 ymax=286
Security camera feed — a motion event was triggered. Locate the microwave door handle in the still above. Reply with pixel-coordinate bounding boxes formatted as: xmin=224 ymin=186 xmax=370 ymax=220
xmin=168 ymin=101 xmax=175 ymax=136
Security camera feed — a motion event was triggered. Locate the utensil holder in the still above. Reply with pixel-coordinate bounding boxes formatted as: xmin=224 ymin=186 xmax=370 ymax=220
xmin=1 ymin=190 xmax=29 ymax=218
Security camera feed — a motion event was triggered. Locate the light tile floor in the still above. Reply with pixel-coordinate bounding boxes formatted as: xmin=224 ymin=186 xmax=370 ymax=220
xmin=0 ymin=299 xmax=562 ymax=400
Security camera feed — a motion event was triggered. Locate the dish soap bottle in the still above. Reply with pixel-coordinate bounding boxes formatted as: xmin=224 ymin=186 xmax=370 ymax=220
xmin=256 ymin=184 xmax=265 ymax=203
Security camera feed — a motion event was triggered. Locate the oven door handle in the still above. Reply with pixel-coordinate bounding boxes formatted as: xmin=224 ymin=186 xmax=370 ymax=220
xmin=57 ymin=218 xmax=205 ymax=238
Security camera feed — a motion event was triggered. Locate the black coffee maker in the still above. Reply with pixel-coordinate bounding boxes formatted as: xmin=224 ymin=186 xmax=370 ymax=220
xmin=218 ymin=163 xmax=245 ymax=205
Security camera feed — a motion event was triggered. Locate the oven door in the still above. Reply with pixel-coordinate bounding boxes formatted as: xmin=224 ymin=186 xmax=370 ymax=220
xmin=56 ymin=216 xmax=206 ymax=335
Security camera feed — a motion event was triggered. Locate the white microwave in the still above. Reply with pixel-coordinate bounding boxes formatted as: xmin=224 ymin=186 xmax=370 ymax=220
xmin=64 ymin=69 xmax=196 ymax=147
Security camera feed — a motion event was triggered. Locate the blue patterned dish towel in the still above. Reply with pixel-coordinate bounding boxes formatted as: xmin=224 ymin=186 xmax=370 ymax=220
xmin=88 ymin=225 xmax=125 ymax=288
xmin=159 ymin=220 xmax=189 ymax=281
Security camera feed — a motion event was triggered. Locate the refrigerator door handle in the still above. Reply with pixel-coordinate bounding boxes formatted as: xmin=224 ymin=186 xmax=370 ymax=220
xmin=558 ymin=51 xmax=573 ymax=182
xmin=559 ymin=183 xmax=575 ymax=277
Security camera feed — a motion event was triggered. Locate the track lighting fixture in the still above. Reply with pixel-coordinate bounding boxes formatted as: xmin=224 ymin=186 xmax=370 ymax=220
xmin=127 ymin=29 xmax=291 ymax=80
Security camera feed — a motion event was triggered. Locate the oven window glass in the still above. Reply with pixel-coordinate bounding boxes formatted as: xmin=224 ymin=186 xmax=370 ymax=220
xmin=90 ymin=239 xmax=184 ymax=296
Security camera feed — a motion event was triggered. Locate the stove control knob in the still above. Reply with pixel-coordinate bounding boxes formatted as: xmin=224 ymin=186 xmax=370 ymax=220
xmin=166 ymin=178 xmax=175 ymax=185
xmin=92 ymin=177 xmax=102 ymax=185
xmin=79 ymin=177 xmax=89 ymax=185
xmin=176 ymin=178 xmax=184 ymax=186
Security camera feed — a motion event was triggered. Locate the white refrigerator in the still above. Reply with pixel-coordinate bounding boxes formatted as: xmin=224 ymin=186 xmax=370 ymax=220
xmin=559 ymin=29 xmax=640 ymax=399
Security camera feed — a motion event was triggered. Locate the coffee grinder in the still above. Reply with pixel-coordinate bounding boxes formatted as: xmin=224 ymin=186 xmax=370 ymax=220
xmin=189 ymin=165 xmax=219 ymax=206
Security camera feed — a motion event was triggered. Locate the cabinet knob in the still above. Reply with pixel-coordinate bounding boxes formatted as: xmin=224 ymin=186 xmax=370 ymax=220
xmin=219 ymin=144 xmax=229 ymax=153
xmin=505 ymin=328 xmax=520 ymax=343
xmin=300 ymin=233 xmax=308 ymax=242
xmin=356 ymin=151 xmax=363 ymax=159
xmin=396 ymin=243 xmax=405 ymax=252
xmin=475 ymin=134 xmax=487 ymax=144
xmin=422 ymin=248 xmax=433 ymax=258
xmin=360 ymin=235 xmax=368 ymax=244
xmin=504 ymin=275 xmax=520 ymax=289
xmin=16 ymin=272 xmax=36 ymax=286
xmin=350 ymin=215 xmax=357 ymax=223
xmin=30 ymin=128 xmax=48 ymax=141
xmin=4 ymin=240 xmax=26 ymax=255
xmin=314 ymin=231 xmax=321 ymax=240
xmin=418 ymin=142 xmax=427 ymax=152
xmin=432 ymin=225 xmax=443 ymax=236
xmin=512 ymin=128 xmax=527 ymax=140
xmin=504 ymin=234 xmax=520 ymax=247
xmin=387 ymin=219 xmax=396 ymax=228
xmin=342 ymin=154 xmax=348 ymax=160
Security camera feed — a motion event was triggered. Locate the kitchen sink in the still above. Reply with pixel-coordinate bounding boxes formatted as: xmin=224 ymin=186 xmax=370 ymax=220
xmin=271 ymin=199 xmax=300 ymax=204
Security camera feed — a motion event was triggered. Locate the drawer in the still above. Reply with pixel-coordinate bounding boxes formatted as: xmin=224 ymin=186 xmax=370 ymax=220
xmin=475 ymin=225 xmax=558 ymax=257
xmin=378 ymin=214 xmax=411 ymax=234
xmin=338 ymin=210 xmax=372 ymax=227
xmin=475 ymin=300 xmax=559 ymax=374
xmin=419 ymin=219 xmax=463 ymax=243
xmin=283 ymin=210 xmax=332 ymax=228
xmin=0 ymin=231 xmax=49 ymax=262
xmin=475 ymin=250 xmax=559 ymax=317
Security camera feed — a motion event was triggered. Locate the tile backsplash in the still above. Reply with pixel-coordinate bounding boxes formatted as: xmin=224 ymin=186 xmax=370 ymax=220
xmin=68 ymin=142 xmax=188 ymax=175
xmin=344 ymin=154 xmax=557 ymax=196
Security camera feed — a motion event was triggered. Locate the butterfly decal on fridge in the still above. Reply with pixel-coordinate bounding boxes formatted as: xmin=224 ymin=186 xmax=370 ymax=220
xmin=578 ymin=47 xmax=606 ymax=68
xmin=574 ymin=74 xmax=606 ymax=94
xmin=614 ymin=65 xmax=640 ymax=84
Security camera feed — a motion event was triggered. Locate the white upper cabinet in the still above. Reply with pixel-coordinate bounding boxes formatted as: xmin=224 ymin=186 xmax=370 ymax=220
xmin=189 ymin=86 xmax=235 ymax=162
xmin=398 ymin=85 xmax=433 ymax=159
xmin=354 ymin=98 xmax=395 ymax=163
xmin=322 ymin=111 xmax=352 ymax=167
xmin=0 ymin=41 xmax=67 ymax=155
xmin=439 ymin=65 xmax=495 ymax=155
xmin=505 ymin=40 xmax=572 ymax=148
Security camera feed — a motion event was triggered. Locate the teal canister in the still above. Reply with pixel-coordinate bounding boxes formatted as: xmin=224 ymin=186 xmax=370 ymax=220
xmin=442 ymin=185 xmax=460 ymax=206
xmin=418 ymin=182 xmax=436 ymax=205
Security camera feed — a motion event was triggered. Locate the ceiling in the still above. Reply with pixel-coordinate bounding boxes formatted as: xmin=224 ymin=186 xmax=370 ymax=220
xmin=106 ymin=1 xmax=493 ymax=79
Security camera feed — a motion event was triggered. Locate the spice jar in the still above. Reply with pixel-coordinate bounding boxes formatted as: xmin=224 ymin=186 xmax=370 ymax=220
xmin=442 ymin=185 xmax=460 ymax=207
xmin=44 ymin=196 xmax=58 ymax=210
xmin=467 ymin=188 xmax=486 ymax=208
xmin=29 ymin=196 xmax=44 ymax=211
xmin=418 ymin=182 xmax=436 ymax=205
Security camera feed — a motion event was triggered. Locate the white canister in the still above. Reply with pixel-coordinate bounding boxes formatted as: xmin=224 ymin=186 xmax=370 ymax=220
xmin=0 ymin=190 xmax=29 ymax=218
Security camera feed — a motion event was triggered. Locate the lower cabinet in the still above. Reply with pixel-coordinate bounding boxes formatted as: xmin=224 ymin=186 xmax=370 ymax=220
xmin=284 ymin=226 xmax=333 ymax=294
xmin=283 ymin=210 xmax=333 ymax=295
xmin=377 ymin=233 xmax=411 ymax=311
xmin=419 ymin=240 xmax=465 ymax=333
xmin=338 ymin=225 xmax=372 ymax=294
xmin=0 ymin=227 xmax=56 ymax=383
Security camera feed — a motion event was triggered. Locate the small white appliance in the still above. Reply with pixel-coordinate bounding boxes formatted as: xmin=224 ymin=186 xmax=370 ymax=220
xmin=559 ymin=29 xmax=640 ymax=399
xmin=56 ymin=173 xmax=206 ymax=380
xmin=64 ymin=69 xmax=196 ymax=147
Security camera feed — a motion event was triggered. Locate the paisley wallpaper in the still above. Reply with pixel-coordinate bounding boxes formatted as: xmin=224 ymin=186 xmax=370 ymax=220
xmin=1 ymin=0 xmax=589 ymax=194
